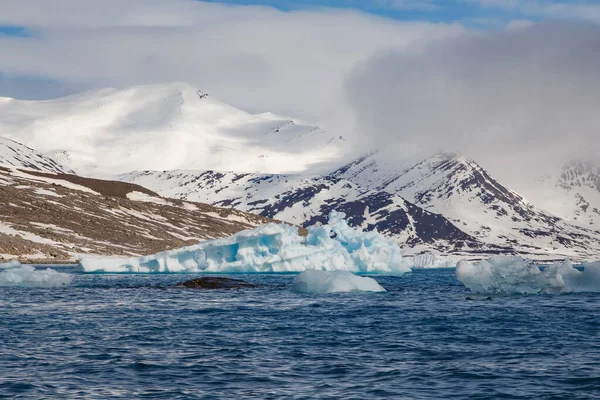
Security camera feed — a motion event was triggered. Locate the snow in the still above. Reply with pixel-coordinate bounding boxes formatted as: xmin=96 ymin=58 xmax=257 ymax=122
xmin=0 ymin=136 xmax=71 ymax=174
xmin=0 ymin=265 xmax=73 ymax=288
xmin=0 ymin=223 xmax=62 ymax=246
xmin=518 ymin=162 xmax=600 ymax=231
xmin=11 ymin=169 xmax=99 ymax=195
xmin=126 ymin=191 xmax=168 ymax=204
xmin=456 ymin=256 xmax=600 ymax=295
xmin=34 ymin=188 xmax=63 ymax=198
xmin=292 ymin=270 xmax=386 ymax=294
xmin=79 ymin=211 xmax=412 ymax=274
xmin=118 ymin=169 xmax=431 ymax=252
xmin=332 ymin=150 xmax=600 ymax=260
xmin=0 ymin=82 xmax=346 ymax=176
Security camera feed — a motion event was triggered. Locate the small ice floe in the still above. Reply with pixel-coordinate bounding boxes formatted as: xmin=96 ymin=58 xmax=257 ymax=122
xmin=0 ymin=259 xmax=22 ymax=269
xmin=456 ymin=256 xmax=600 ymax=295
xmin=0 ymin=265 xmax=73 ymax=288
xmin=291 ymin=270 xmax=386 ymax=294
xmin=405 ymin=252 xmax=458 ymax=269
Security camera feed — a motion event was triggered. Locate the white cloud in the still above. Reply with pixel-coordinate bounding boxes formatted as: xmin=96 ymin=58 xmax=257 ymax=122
xmin=0 ymin=0 xmax=463 ymax=125
xmin=1 ymin=0 xmax=598 ymax=191
xmin=344 ymin=22 xmax=600 ymax=188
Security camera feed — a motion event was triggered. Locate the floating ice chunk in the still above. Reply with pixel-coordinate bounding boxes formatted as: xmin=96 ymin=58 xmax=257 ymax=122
xmin=0 ymin=265 xmax=73 ymax=288
xmin=457 ymin=256 xmax=600 ymax=295
xmin=405 ymin=253 xmax=457 ymax=269
xmin=0 ymin=259 xmax=21 ymax=269
xmin=80 ymin=211 xmax=411 ymax=274
xmin=292 ymin=270 xmax=386 ymax=294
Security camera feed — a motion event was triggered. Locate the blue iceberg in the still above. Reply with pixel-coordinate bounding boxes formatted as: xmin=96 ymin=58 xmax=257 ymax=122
xmin=80 ymin=211 xmax=412 ymax=274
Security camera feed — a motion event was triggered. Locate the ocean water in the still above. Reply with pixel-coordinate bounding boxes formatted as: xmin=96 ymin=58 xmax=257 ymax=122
xmin=1 ymin=267 xmax=600 ymax=399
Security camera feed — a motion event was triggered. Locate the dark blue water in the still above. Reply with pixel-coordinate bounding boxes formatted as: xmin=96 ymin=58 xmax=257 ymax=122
xmin=1 ymin=268 xmax=600 ymax=399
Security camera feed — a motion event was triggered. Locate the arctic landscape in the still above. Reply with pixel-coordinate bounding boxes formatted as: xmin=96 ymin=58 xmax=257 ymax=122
xmin=2 ymin=0 xmax=600 ymax=399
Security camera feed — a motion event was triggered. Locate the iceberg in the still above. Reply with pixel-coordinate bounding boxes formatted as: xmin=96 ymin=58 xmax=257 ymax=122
xmin=0 ymin=259 xmax=22 ymax=269
xmin=292 ymin=270 xmax=386 ymax=294
xmin=456 ymin=256 xmax=600 ymax=295
xmin=405 ymin=253 xmax=457 ymax=269
xmin=0 ymin=265 xmax=73 ymax=288
xmin=80 ymin=211 xmax=411 ymax=274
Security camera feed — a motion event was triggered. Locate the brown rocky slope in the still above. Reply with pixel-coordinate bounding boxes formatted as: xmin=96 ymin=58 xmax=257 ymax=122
xmin=0 ymin=166 xmax=271 ymax=263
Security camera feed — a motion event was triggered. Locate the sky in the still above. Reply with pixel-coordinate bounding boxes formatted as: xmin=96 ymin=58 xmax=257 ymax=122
xmin=0 ymin=0 xmax=599 ymax=188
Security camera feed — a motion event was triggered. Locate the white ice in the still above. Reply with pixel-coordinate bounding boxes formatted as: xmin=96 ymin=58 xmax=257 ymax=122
xmin=405 ymin=253 xmax=457 ymax=269
xmin=456 ymin=256 xmax=600 ymax=295
xmin=80 ymin=211 xmax=412 ymax=274
xmin=292 ymin=270 xmax=386 ymax=294
xmin=0 ymin=259 xmax=21 ymax=269
xmin=0 ymin=265 xmax=73 ymax=288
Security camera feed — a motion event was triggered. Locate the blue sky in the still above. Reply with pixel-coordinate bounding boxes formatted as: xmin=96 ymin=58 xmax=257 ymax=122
xmin=201 ymin=0 xmax=519 ymax=23
xmin=197 ymin=0 xmax=597 ymax=26
xmin=0 ymin=25 xmax=28 ymax=37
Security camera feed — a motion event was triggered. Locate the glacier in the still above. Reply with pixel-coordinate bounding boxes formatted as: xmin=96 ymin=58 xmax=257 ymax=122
xmin=80 ymin=211 xmax=412 ymax=274
xmin=0 ymin=265 xmax=73 ymax=288
xmin=456 ymin=256 xmax=600 ymax=295
xmin=292 ymin=270 xmax=386 ymax=294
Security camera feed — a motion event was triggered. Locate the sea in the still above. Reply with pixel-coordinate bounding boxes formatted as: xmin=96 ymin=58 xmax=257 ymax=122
xmin=1 ymin=267 xmax=599 ymax=399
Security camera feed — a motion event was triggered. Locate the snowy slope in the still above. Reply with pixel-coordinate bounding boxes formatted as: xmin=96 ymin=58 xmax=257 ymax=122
xmin=332 ymin=151 xmax=600 ymax=259
xmin=0 ymin=82 xmax=346 ymax=176
xmin=0 ymin=136 xmax=72 ymax=174
xmin=120 ymin=169 xmax=485 ymax=254
xmin=519 ymin=161 xmax=600 ymax=230
xmin=122 ymin=150 xmax=600 ymax=259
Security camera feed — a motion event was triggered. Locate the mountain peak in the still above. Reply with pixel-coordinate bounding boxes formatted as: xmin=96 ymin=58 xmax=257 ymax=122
xmin=0 ymin=82 xmax=345 ymax=176
xmin=559 ymin=161 xmax=600 ymax=192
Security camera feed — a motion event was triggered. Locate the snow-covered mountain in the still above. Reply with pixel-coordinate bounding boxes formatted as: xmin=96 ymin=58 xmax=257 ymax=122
xmin=0 ymin=82 xmax=347 ymax=176
xmin=120 ymin=169 xmax=484 ymax=254
xmin=0 ymin=136 xmax=72 ymax=174
xmin=332 ymin=151 xmax=600 ymax=259
xmin=121 ymin=151 xmax=600 ymax=260
xmin=2 ymin=82 xmax=600 ymax=260
xmin=518 ymin=161 xmax=600 ymax=230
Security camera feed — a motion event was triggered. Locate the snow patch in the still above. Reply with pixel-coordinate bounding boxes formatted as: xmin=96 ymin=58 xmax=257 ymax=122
xmin=292 ymin=270 xmax=386 ymax=294
xmin=0 ymin=265 xmax=73 ymax=288
xmin=80 ymin=211 xmax=411 ymax=274
xmin=457 ymin=256 xmax=600 ymax=295
xmin=34 ymin=188 xmax=62 ymax=198
xmin=126 ymin=191 xmax=167 ymax=204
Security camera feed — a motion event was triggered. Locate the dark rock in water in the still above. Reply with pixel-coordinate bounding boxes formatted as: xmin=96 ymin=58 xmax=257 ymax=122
xmin=466 ymin=295 xmax=493 ymax=301
xmin=176 ymin=277 xmax=257 ymax=289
